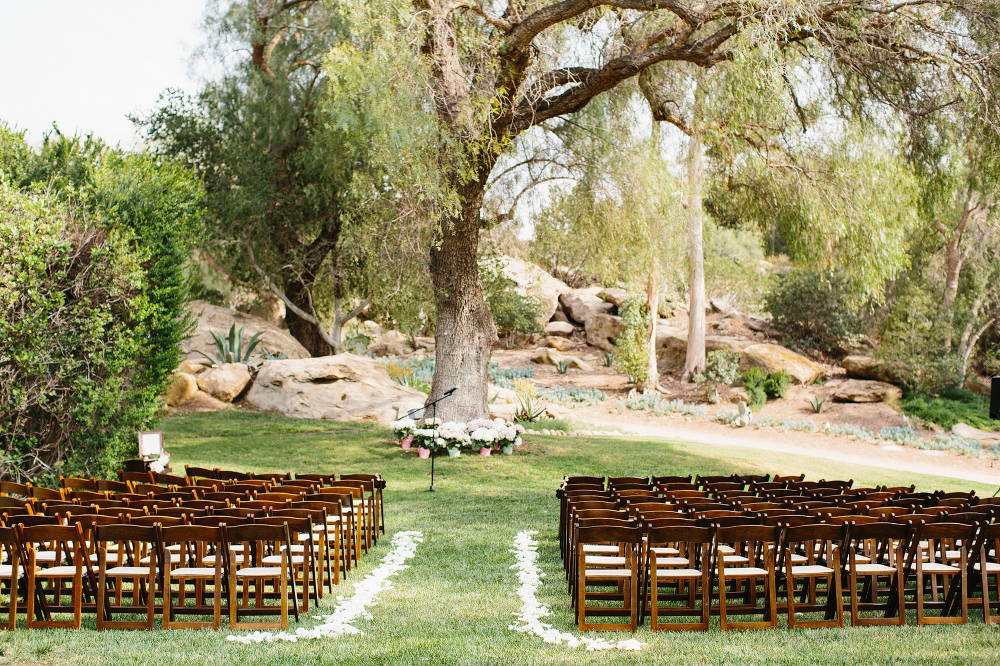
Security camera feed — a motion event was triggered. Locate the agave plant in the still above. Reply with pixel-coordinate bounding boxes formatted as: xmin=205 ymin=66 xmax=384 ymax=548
xmin=514 ymin=395 xmax=546 ymax=423
xmin=555 ymin=360 xmax=571 ymax=374
xmin=195 ymin=324 xmax=266 ymax=367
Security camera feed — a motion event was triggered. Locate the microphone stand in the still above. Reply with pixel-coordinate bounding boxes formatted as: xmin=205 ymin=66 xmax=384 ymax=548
xmin=408 ymin=386 xmax=458 ymax=492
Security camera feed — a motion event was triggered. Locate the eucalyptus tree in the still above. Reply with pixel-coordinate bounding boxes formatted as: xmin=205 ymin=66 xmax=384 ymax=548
xmin=143 ymin=0 xmax=416 ymax=356
xmin=329 ymin=0 xmax=1000 ymax=420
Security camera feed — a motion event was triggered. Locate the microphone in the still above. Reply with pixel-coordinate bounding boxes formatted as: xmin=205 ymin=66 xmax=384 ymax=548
xmin=444 ymin=386 xmax=459 ymax=396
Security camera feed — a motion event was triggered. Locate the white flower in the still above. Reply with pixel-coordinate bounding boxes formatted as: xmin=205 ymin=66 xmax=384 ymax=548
xmin=508 ymin=531 xmax=646 ymax=652
xmin=470 ymin=427 xmax=498 ymax=442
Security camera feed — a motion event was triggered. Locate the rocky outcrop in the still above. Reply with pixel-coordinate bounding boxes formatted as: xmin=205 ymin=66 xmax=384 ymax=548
xmin=172 ymin=390 xmax=232 ymax=414
xmin=196 ymin=363 xmax=252 ymax=402
xmin=545 ymin=321 xmax=576 ymax=337
xmin=832 ymin=379 xmax=902 ymax=403
xmin=655 ymin=326 xmax=748 ymax=375
xmin=740 ymin=344 xmax=824 ymax=385
xmin=560 ymin=288 xmax=613 ymax=325
xmin=952 ymin=423 xmax=1000 ymax=447
xmin=597 ymin=288 xmax=628 ymax=309
xmin=546 ymin=337 xmax=574 ymax=351
xmin=530 ymin=348 xmax=594 ymax=371
xmin=585 ymin=314 xmax=624 ymax=352
xmin=841 ymin=355 xmax=903 ymax=385
xmin=246 ymin=353 xmax=426 ymax=424
xmin=497 ymin=256 xmax=572 ymax=326
xmin=184 ymin=300 xmax=309 ymax=363
xmin=165 ymin=372 xmax=198 ymax=407
xmin=367 ymin=330 xmax=411 ymax=357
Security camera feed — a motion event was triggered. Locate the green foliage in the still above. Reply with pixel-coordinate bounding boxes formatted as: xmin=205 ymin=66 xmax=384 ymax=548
xmin=741 ymin=368 xmax=768 ymax=391
xmin=536 ymin=386 xmax=607 ymax=406
xmin=478 ymin=253 xmax=543 ymax=338
xmin=765 ymin=268 xmax=866 ymax=355
xmin=807 ymin=396 xmax=828 ymax=414
xmin=763 ymin=369 xmax=792 ymax=398
xmin=748 ymin=386 xmax=768 ymax=411
xmin=384 ymin=357 xmax=435 ymax=394
xmin=618 ymin=392 xmax=707 ymax=417
xmin=614 ymin=295 xmax=650 ymax=385
xmin=554 ymin=360 xmax=570 ymax=375
xmin=513 ymin=395 xmax=546 ymax=423
xmin=488 ymin=364 xmax=535 ymax=389
xmin=0 ymin=131 xmax=201 ymax=483
xmin=901 ymin=390 xmax=998 ymax=432
xmin=195 ymin=324 xmax=265 ymax=367
xmin=1 ymin=188 xmax=145 ymax=481
xmin=693 ymin=351 xmax=740 ymax=388
xmin=601 ymin=351 xmax=616 ymax=367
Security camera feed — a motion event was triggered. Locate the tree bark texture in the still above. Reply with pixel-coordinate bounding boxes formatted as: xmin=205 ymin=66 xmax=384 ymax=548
xmin=428 ymin=176 xmax=498 ymax=422
xmin=639 ymin=260 xmax=660 ymax=391
xmin=284 ymin=280 xmax=334 ymax=357
xmin=682 ymin=74 xmax=707 ymax=382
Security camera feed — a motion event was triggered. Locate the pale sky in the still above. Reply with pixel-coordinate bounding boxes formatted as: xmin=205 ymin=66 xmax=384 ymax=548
xmin=0 ymin=1 xmax=209 ymax=147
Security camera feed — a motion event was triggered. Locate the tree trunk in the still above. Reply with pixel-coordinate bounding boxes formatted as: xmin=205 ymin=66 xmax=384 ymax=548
xmin=682 ymin=73 xmax=707 ymax=382
xmin=639 ymin=260 xmax=660 ymax=391
xmin=427 ymin=177 xmax=498 ymax=422
xmin=284 ymin=280 xmax=334 ymax=357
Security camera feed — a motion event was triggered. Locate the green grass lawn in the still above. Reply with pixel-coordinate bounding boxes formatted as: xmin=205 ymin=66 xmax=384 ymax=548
xmin=1 ymin=410 xmax=998 ymax=665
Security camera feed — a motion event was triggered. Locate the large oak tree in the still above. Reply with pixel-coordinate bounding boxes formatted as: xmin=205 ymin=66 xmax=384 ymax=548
xmin=337 ymin=0 xmax=999 ymax=420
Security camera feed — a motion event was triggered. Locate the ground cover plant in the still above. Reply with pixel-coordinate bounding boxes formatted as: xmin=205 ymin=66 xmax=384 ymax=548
xmin=902 ymin=388 xmax=999 ymax=432
xmin=0 ymin=410 xmax=996 ymax=666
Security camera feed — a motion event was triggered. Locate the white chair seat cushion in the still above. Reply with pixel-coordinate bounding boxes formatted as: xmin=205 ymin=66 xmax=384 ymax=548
xmin=263 ymin=554 xmax=304 ymax=565
xmin=583 ymin=545 xmax=619 ymax=554
xmin=38 ymin=565 xmax=81 ymax=577
xmin=106 ymin=566 xmax=153 ymax=577
xmin=584 ymin=555 xmax=625 ymax=566
xmin=654 ymin=568 xmax=702 ymax=579
xmin=852 ymin=563 xmax=896 ymax=574
xmin=236 ymin=566 xmax=282 ymax=577
xmin=0 ymin=565 xmax=25 ymax=578
xmin=790 ymin=565 xmax=835 ymax=576
xmin=920 ymin=562 xmax=960 ymax=573
xmin=721 ymin=566 xmax=768 ymax=577
xmin=654 ymin=557 xmax=691 ymax=567
xmin=974 ymin=562 xmax=1000 ymax=573
xmin=583 ymin=568 xmax=633 ymax=578
xmin=169 ymin=566 xmax=216 ymax=577
xmin=650 ymin=547 xmax=681 ymax=556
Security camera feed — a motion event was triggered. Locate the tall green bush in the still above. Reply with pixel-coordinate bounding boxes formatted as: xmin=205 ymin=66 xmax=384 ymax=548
xmin=615 ymin=295 xmax=650 ymax=385
xmin=479 ymin=253 xmax=542 ymax=338
xmin=765 ymin=268 xmax=866 ymax=356
xmin=0 ymin=137 xmax=202 ymax=482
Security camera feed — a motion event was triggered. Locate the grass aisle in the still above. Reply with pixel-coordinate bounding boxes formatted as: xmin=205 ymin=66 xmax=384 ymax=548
xmin=0 ymin=411 xmax=997 ymax=665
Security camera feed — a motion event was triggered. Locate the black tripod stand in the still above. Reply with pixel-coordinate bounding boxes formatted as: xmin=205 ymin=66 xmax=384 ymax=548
xmin=407 ymin=386 xmax=458 ymax=492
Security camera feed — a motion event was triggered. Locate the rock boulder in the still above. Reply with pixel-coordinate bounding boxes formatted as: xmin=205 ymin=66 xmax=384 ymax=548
xmin=560 ymin=288 xmax=613 ymax=325
xmin=497 ymin=255 xmax=572 ymax=326
xmin=546 ymin=337 xmax=574 ymax=351
xmin=246 ymin=353 xmax=426 ymax=424
xmin=952 ymin=423 xmax=1000 ymax=447
xmin=545 ymin=321 xmax=576 ymax=337
xmin=740 ymin=344 xmax=824 ymax=385
xmin=655 ymin=326 xmax=748 ymax=375
xmin=597 ymin=288 xmax=628 ymax=309
xmin=530 ymin=348 xmax=594 ymax=372
xmin=585 ymin=314 xmax=624 ymax=352
xmin=841 ymin=355 xmax=903 ymax=385
xmin=165 ymin=372 xmax=198 ymax=407
xmin=196 ymin=363 xmax=252 ymax=402
xmin=832 ymin=379 xmax=902 ymax=403
xmin=184 ymin=300 xmax=309 ymax=363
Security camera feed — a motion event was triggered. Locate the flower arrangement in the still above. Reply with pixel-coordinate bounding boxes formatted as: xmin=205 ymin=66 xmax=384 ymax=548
xmin=390 ymin=417 xmax=417 ymax=449
xmin=398 ymin=417 xmax=525 ymax=456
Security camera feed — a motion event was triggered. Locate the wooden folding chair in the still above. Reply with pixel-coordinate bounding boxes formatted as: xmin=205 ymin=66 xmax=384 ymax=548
xmin=575 ymin=524 xmax=641 ymax=632
xmin=19 ymin=523 xmax=87 ymax=629
xmin=341 ymin=473 xmax=386 ymax=538
xmin=94 ymin=524 xmax=157 ymax=630
xmin=971 ymin=522 xmax=1000 ymax=623
xmin=645 ymin=525 xmax=712 ymax=631
xmin=781 ymin=523 xmax=844 ymax=628
xmin=255 ymin=517 xmax=317 ymax=612
xmin=845 ymin=521 xmax=908 ymax=626
xmin=59 ymin=477 xmax=97 ymax=492
xmin=0 ymin=526 xmax=22 ymax=630
xmin=715 ymin=524 xmax=779 ymax=631
xmin=225 ymin=523 xmax=297 ymax=630
xmin=161 ymin=525 xmax=224 ymax=630
xmin=911 ymin=522 xmax=975 ymax=625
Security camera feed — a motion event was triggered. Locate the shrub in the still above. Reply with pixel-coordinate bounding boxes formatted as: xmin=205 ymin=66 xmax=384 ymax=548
xmin=763 ymin=369 xmax=792 ymax=399
xmin=614 ymin=295 xmax=649 ymax=385
xmin=748 ymin=386 xmax=767 ymax=411
xmin=742 ymin=367 xmax=768 ymax=391
xmin=1 ymin=189 xmax=154 ymax=481
xmin=901 ymin=389 xmax=998 ymax=432
xmin=765 ymin=268 xmax=865 ymax=355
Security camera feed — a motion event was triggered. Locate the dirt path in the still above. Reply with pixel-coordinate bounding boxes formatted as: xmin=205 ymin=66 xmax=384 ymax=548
xmin=577 ymin=407 xmax=1000 ymax=487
